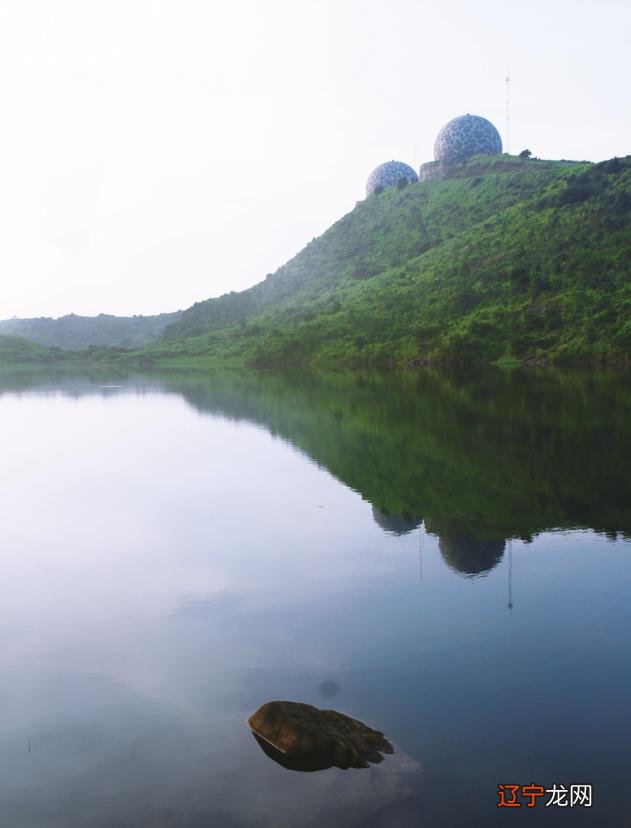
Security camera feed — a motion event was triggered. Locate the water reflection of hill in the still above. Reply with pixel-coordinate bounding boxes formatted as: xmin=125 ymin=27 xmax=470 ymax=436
xmin=161 ymin=369 xmax=631 ymax=545
xmin=2 ymin=367 xmax=630 ymax=577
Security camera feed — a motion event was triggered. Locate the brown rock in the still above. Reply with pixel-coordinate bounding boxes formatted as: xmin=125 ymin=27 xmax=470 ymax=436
xmin=247 ymin=700 xmax=393 ymax=770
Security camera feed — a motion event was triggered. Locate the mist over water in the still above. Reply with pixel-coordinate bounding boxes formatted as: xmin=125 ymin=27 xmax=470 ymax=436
xmin=0 ymin=368 xmax=629 ymax=826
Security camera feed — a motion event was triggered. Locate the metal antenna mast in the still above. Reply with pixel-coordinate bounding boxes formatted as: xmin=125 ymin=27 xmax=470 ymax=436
xmin=505 ymin=73 xmax=511 ymax=154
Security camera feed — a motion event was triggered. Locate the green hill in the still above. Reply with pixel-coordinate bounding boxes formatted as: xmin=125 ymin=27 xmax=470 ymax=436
xmin=0 ymin=154 xmax=629 ymax=368
xmin=0 ymin=334 xmax=65 ymax=364
xmin=151 ymin=154 xmax=630 ymax=366
xmin=0 ymin=311 xmax=182 ymax=350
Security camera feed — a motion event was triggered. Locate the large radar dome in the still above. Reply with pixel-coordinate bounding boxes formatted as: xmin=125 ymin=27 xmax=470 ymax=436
xmin=366 ymin=160 xmax=418 ymax=195
xmin=434 ymin=114 xmax=502 ymax=163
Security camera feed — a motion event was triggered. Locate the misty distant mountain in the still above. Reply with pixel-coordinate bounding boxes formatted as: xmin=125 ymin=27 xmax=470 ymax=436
xmin=0 ymin=311 xmax=182 ymax=350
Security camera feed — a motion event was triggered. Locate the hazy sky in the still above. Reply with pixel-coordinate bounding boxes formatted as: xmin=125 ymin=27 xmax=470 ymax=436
xmin=1 ymin=0 xmax=629 ymax=319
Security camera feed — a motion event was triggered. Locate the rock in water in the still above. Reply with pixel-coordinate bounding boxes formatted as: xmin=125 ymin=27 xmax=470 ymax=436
xmin=247 ymin=700 xmax=393 ymax=770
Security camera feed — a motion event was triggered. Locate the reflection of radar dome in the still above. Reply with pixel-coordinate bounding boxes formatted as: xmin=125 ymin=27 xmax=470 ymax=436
xmin=366 ymin=161 xmax=418 ymax=196
xmin=425 ymin=518 xmax=505 ymax=576
xmin=434 ymin=114 xmax=502 ymax=163
xmin=372 ymin=506 xmax=422 ymax=536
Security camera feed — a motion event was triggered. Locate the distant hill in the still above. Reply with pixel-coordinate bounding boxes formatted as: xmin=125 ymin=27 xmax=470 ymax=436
xmin=0 ymin=311 xmax=182 ymax=350
xmin=0 ymin=334 xmax=63 ymax=364
xmin=150 ymin=154 xmax=630 ymax=366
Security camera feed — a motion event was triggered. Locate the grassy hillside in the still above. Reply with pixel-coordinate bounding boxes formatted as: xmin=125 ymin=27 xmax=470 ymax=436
xmin=151 ymin=154 xmax=630 ymax=366
xmin=0 ymin=311 xmax=182 ymax=350
xmin=0 ymin=154 xmax=628 ymax=369
xmin=0 ymin=334 xmax=65 ymax=365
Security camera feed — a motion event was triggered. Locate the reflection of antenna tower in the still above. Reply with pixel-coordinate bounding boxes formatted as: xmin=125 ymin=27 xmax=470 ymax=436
xmin=505 ymin=73 xmax=511 ymax=154
xmin=419 ymin=523 xmax=423 ymax=582
xmin=507 ymin=538 xmax=514 ymax=613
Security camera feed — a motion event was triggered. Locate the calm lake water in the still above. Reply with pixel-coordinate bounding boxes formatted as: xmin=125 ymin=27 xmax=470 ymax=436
xmin=0 ymin=368 xmax=630 ymax=827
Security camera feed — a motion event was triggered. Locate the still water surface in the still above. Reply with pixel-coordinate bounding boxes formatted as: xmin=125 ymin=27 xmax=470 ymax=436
xmin=0 ymin=368 xmax=630 ymax=826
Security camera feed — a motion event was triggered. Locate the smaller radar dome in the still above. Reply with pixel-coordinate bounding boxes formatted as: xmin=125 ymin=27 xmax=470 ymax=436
xmin=434 ymin=114 xmax=502 ymax=163
xmin=366 ymin=160 xmax=418 ymax=196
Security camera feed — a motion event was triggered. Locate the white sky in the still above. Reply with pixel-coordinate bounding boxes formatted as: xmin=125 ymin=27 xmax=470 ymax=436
xmin=0 ymin=0 xmax=629 ymax=319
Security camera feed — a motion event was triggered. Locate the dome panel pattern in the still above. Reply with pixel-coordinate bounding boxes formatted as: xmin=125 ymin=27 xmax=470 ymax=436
xmin=434 ymin=114 xmax=502 ymax=163
xmin=366 ymin=161 xmax=418 ymax=195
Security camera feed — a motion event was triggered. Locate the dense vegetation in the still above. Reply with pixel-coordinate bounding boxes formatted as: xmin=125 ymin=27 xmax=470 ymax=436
xmin=149 ymin=154 xmax=630 ymax=367
xmin=0 ymin=334 xmax=65 ymax=364
xmin=0 ymin=154 xmax=629 ymax=368
xmin=0 ymin=311 xmax=182 ymax=350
